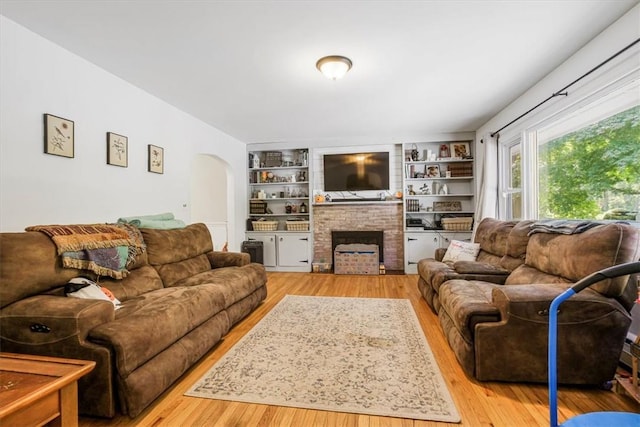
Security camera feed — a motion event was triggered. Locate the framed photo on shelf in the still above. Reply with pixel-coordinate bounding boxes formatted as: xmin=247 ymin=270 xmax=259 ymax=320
xmin=44 ymin=113 xmax=74 ymax=158
xmin=426 ymin=164 xmax=440 ymax=178
xmin=106 ymin=132 xmax=128 ymax=167
xmin=450 ymin=141 xmax=471 ymax=159
xmin=148 ymin=144 xmax=164 ymax=174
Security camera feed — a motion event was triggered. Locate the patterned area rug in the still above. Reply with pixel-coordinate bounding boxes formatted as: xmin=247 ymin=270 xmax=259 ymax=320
xmin=186 ymin=295 xmax=460 ymax=422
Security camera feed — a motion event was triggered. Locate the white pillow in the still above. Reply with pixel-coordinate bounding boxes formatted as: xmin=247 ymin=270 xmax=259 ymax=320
xmin=442 ymin=240 xmax=480 ymax=263
xmin=65 ymin=277 xmax=122 ymax=309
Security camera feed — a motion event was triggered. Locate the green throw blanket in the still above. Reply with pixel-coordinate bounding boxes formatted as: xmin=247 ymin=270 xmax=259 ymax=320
xmin=117 ymin=212 xmax=186 ymax=229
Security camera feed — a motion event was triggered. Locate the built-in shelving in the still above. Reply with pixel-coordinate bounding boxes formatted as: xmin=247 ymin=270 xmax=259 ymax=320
xmin=246 ymin=148 xmax=312 ymax=272
xmin=402 ymin=141 xmax=476 ymax=273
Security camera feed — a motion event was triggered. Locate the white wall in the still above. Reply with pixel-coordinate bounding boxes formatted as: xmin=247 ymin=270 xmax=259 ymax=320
xmin=476 ymin=4 xmax=640 ymax=146
xmin=0 ymin=16 xmax=248 ymax=249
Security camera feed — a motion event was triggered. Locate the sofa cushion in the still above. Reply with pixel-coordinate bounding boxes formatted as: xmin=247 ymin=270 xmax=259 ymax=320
xmin=500 ymin=220 xmax=535 ymax=271
xmin=0 ymin=232 xmax=82 ymax=308
xmin=89 ymin=284 xmax=228 ymax=377
xmin=141 ymin=223 xmax=213 ymax=266
xmin=141 ymin=223 xmax=214 ymax=287
xmin=99 ymin=265 xmax=164 ymax=302
xmin=474 ymin=218 xmax=518 ymax=257
xmin=438 ymin=279 xmax=501 ymax=343
xmin=523 ymin=223 xmax=640 ymax=297
xmin=171 ymin=263 xmax=267 ymax=307
xmin=505 ymin=264 xmax=572 ymax=286
xmin=153 ymin=254 xmax=212 ymax=288
xmin=453 ymin=261 xmax=509 ymax=275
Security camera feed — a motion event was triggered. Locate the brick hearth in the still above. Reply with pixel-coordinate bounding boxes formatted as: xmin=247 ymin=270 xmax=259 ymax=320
xmin=312 ymin=202 xmax=404 ymax=271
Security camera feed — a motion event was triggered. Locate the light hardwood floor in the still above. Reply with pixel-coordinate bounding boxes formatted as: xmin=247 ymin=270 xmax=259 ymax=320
xmin=80 ymin=272 xmax=639 ymax=427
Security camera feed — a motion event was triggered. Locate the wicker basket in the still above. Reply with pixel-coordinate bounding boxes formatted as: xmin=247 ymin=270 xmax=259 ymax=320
xmin=286 ymin=220 xmax=309 ymax=231
xmin=252 ymin=220 xmax=278 ymax=231
xmin=441 ymin=217 xmax=473 ymax=231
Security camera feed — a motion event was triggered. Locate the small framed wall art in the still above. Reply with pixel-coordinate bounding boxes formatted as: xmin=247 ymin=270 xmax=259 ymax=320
xmin=148 ymin=144 xmax=164 ymax=174
xmin=107 ymin=132 xmax=128 ymax=167
xmin=44 ymin=113 xmax=74 ymax=158
xmin=450 ymin=141 xmax=471 ymax=159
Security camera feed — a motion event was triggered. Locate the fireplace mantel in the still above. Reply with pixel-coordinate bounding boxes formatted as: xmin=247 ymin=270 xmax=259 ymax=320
xmin=313 ymin=203 xmax=404 ymax=271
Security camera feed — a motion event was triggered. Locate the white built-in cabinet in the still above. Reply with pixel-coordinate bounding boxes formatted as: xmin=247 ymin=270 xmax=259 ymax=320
xmin=244 ymin=232 xmax=311 ymax=270
xmin=405 ymin=231 xmax=472 ymax=274
xmin=402 ymin=141 xmax=475 ymax=274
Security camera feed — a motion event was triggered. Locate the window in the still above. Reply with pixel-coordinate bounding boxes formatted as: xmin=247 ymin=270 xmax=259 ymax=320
xmin=500 ymin=139 xmax=523 ymax=220
xmin=535 ymin=82 xmax=639 ymax=221
xmin=498 ymin=77 xmax=640 ymax=223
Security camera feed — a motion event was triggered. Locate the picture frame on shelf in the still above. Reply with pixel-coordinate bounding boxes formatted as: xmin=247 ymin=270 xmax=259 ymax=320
xmin=148 ymin=144 xmax=164 ymax=174
xmin=44 ymin=113 xmax=74 ymax=158
xmin=426 ymin=164 xmax=440 ymax=178
xmin=450 ymin=141 xmax=471 ymax=159
xmin=106 ymin=132 xmax=128 ymax=167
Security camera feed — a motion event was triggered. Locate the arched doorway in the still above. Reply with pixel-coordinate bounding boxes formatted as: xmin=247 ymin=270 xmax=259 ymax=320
xmin=190 ymin=154 xmax=232 ymax=250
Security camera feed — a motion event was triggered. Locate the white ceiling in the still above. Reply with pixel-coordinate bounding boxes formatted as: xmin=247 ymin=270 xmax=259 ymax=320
xmin=1 ymin=1 xmax=637 ymax=144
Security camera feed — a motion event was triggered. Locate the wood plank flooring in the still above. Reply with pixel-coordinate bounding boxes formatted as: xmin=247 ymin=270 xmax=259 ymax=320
xmin=80 ymin=272 xmax=639 ymax=426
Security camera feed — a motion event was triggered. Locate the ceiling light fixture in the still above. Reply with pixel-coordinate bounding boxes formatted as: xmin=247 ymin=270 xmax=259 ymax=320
xmin=316 ymin=55 xmax=352 ymax=80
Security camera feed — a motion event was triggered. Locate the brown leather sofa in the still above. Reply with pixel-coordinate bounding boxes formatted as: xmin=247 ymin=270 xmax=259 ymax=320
xmin=0 ymin=223 xmax=267 ymax=418
xmin=417 ymin=218 xmax=639 ymax=385
xmin=418 ymin=218 xmax=534 ymax=313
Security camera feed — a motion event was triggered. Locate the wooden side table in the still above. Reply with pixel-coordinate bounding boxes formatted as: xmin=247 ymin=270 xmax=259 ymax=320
xmin=0 ymin=352 xmax=95 ymax=427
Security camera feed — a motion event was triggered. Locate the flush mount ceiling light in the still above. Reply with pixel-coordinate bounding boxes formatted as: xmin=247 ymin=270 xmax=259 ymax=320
xmin=316 ymin=55 xmax=352 ymax=80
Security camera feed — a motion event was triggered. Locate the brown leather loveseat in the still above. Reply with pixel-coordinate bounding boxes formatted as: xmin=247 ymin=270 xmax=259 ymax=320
xmin=417 ymin=218 xmax=639 ymax=385
xmin=0 ymin=223 xmax=267 ymax=418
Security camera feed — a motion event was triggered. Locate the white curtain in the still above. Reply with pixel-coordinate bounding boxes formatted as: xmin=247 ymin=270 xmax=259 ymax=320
xmin=473 ymin=133 xmax=499 ymax=239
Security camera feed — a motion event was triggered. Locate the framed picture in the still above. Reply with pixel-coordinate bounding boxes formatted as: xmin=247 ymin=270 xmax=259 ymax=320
xmin=44 ymin=114 xmax=74 ymax=158
xmin=148 ymin=144 xmax=164 ymax=174
xmin=426 ymin=164 xmax=440 ymax=178
xmin=450 ymin=142 xmax=471 ymax=159
xmin=106 ymin=132 xmax=128 ymax=167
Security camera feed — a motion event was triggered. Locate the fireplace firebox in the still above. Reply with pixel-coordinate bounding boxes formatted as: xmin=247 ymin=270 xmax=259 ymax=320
xmin=331 ymin=230 xmax=384 ymax=264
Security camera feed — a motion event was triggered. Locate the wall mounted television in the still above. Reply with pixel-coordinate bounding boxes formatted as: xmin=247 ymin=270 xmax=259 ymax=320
xmin=323 ymin=152 xmax=390 ymax=191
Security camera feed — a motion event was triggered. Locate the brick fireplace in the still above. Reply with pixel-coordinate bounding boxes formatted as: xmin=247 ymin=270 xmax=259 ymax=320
xmin=313 ymin=202 xmax=404 ymax=271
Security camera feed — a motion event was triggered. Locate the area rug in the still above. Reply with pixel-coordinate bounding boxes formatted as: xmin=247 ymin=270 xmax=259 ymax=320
xmin=186 ymin=295 xmax=460 ymax=422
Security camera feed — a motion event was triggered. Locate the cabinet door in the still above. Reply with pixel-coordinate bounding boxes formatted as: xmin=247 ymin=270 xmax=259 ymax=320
xmin=439 ymin=231 xmax=473 ymax=248
xmin=277 ymin=233 xmax=310 ymax=267
xmin=405 ymin=233 xmax=440 ymax=274
xmin=247 ymin=234 xmax=277 ymax=267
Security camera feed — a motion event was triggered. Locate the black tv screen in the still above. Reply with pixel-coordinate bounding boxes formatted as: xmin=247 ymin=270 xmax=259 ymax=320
xmin=323 ymin=152 xmax=390 ymax=191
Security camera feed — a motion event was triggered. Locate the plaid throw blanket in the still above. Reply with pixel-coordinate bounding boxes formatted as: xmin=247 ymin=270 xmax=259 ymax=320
xmin=25 ymin=223 xmax=146 ymax=279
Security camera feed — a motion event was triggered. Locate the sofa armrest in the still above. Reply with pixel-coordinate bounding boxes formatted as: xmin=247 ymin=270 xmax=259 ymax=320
xmin=207 ymin=251 xmax=250 ymax=268
xmin=0 ymin=295 xmax=115 ymax=346
xmin=474 ymin=282 xmax=631 ymax=383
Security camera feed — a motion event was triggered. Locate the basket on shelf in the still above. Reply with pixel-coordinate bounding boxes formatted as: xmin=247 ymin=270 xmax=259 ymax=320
xmin=441 ymin=217 xmax=473 ymax=231
xmin=286 ymin=220 xmax=309 ymax=231
xmin=252 ymin=220 xmax=279 ymax=231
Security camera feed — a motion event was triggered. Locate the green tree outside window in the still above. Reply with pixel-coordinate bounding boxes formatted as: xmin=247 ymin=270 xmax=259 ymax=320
xmin=538 ymin=105 xmax=640 ymax=220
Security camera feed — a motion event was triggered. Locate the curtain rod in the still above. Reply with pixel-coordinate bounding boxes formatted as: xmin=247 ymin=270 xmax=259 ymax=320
xmin=490 ymin=38 xmax=640 ymax=139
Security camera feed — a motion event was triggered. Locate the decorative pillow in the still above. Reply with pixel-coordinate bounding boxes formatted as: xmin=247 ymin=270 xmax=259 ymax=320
xmin=65 ymin=277 xmax=122 ymax=309
xmin=442 ymin=240 xmax=481 ymax=263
